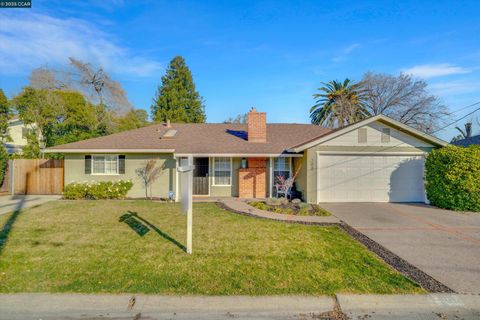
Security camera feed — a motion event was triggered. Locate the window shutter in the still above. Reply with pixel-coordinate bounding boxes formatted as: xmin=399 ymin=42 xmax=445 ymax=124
xmin=358 ymin=128 xmax=367 ymax=143
xmin=119 ymin=155 xmax=126 ymax=174
xmin=85 ymin=155 xmax=92 ymax=174
xmin=381 ymin=128 xmax=391 ymax=143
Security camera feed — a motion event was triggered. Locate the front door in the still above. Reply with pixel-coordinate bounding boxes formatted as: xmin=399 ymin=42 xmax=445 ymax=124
xmin=193 ymin=157 xmax=209 ymax=195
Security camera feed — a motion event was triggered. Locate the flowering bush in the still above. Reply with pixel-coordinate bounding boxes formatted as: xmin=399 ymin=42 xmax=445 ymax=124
xmin=63 ymin=180 xmax=133 ymax=200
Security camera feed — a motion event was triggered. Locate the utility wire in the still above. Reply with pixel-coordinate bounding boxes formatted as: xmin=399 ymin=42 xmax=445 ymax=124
xmin=449 ymin=101 xmax=480 ymax=115
xmin=432 ymin=105 xmax=480 ymax=134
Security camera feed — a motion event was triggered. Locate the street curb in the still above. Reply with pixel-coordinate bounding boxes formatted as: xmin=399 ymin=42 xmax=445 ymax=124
xmin=336 ymin=293 xmax=480 ymax=311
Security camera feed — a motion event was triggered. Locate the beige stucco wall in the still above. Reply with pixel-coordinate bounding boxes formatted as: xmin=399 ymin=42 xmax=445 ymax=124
xmin=303 ymin=120 xmax=437 ymax=203
xmin=64 ymin=153 xmax=177 ymax=198
xmin=292 ymin=156 xmax=307 ymax=199
xmin=7 ymin=120 xmax=41 ymax=146
xmin=8 ymin=121 xmax=28 ymax=147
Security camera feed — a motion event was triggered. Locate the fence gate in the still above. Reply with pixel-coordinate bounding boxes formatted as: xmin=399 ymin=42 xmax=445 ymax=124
xmin=13 ymin=159 xmax=64 ymax=195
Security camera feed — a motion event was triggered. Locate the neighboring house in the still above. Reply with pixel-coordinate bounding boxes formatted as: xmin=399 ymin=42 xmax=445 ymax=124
xmin=45 ymin=109 xmax=447 ymax=203
xmin=451 ymin=135 xmax=480 ymax=147
xmin=6 ymin=116 xmax=38 ymax=154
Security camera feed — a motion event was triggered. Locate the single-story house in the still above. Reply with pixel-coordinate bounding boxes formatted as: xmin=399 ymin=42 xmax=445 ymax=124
xmin=45 ymin=109 xmax=447 ymax=203
xmin=451 ymin=135 xmax=480 ymax=147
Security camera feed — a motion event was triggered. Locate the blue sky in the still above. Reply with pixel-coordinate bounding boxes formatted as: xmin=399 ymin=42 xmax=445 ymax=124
xmin=1 ymin=0 xmax=479 ymax=140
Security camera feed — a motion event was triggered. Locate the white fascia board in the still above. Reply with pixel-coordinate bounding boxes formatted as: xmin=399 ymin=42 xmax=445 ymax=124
xmin=174 ymin=153 xmax=303 ymax=158
xmin=43 ymin=149 xmax=175 ymax=153
xmin=288 ymin=115 xmax=448 ymax=152
xmin=316 ymin=150 xmax=427 ymax=156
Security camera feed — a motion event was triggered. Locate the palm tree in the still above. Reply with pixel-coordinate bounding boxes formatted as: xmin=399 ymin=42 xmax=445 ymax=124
xmin=310 ymin=79 xmax=368 ymax=128
xmin=455 ymin=121 xmax=473 ymax=139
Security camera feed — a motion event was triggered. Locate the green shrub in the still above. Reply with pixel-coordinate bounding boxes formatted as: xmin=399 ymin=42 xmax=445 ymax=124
xmin=425 ymin=145 xmax=480 ymax=211
xmin=248 ymin=201 xmax=269 ymax=211
xmin=63 ymin=183 xmax=87 ymax=200
xmin=64 ymin=180 xmax=133 ymax=200
xmin=247 ymin=200 xmax=332 ymax=216
xmin=0 ymin=145 xmax=8 ymax=187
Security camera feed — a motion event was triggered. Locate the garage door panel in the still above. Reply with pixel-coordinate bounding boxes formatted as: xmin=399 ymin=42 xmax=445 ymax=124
xmin=318 ymin=154 xmax=425 ymax=203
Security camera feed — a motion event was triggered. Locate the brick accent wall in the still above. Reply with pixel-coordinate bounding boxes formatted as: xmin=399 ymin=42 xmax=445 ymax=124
xmin=238 ymin=157 xmax=267 ymax=198
xmin=247 ymin=109 xmax=267 ymax=143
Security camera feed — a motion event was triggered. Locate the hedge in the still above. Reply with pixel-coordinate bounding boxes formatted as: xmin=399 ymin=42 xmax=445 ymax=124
xmin=425 ymin=145 xmax=480 ymax=211
xmin=64 ymin=180 xmax=133 ymax=200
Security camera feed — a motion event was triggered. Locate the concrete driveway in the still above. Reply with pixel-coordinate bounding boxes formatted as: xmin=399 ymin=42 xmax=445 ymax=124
xmin=321 ymin=203 xmax=480 ymax=294
xmin=0 ymin=195 xmax=61 ymax=215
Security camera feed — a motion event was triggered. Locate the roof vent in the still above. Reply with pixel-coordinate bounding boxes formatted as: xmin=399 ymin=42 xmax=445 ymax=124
xmin=161 ymin=129 xmax=177 ymax=139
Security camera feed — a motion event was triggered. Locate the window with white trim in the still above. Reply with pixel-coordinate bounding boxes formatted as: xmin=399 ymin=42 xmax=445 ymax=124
xmin=273 ymin=157 xmax=291 ymax=185
xmin=213 ymin=157 xmax=231 ymax=185
xmin=92 ymin=155 xmax=119 ymax=175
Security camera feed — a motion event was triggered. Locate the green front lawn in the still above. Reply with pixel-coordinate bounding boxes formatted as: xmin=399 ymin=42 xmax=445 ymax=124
xmin=0 ymin=200 xmax=423 ymax=295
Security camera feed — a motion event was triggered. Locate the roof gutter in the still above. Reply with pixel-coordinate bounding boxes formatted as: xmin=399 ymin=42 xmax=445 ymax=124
xmin=174 ymin=153 xmax=303 ymax=158
xmin=43 ymin=148 xmax=176 ymax=154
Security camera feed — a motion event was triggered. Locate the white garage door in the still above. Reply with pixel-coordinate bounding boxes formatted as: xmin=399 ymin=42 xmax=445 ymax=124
xmin=317 ymin=154 xmax=426 ymax=203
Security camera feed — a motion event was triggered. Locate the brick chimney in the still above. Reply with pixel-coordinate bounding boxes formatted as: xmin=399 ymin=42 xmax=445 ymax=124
xmin=247 ymin=107 xmax=267 ymax=143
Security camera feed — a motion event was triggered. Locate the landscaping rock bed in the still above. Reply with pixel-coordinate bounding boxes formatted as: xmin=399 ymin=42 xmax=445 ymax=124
xmin=248 ymin=198 xmax=331 ymax=216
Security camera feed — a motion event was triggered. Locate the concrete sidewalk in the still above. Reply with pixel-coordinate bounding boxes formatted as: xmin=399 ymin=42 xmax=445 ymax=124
xmin=0 ymin=293 xmax=479 ymax=320
xmin=0 ymin=294 xmax=334 ymax=320
xmin=0 ymin=195 xmax=61 ymax=215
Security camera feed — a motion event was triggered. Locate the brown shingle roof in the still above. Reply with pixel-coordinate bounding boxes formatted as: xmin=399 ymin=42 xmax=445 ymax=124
xmin=47 ymin=123 xmax=332 ymax=154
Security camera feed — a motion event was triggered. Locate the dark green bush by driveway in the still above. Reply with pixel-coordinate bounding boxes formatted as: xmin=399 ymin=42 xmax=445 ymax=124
xmin=425 ymin=145 xmax=480 ymax=211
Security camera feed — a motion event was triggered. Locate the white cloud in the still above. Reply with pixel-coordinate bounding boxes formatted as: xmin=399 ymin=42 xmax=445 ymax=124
xmin=0 ymin=12 xmax=161 ymax=77
xmin=343 ymin=43 xmax=360 ymax=54
xmin=430 ymin=81 xmax=480 ymax=95
xmin=332 ymin=43 xmax=360 ymax=62
xmin=403 ymin=64 xmax=470 ymax=79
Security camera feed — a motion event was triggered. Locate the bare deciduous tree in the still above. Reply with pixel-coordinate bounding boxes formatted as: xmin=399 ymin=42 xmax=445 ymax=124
xmin=224 ymin=113 xmax=248 ymax=124
xmin=29 ymin=66 xmax=67 ymax=91
xmin=360 ymin=72 xmax=450 ymax=133
xmin=68 ymin=57 xmax=132 ymax=115
xmin=275 ymin=163 xmax=302 ymax=199
xmin=136 ymin=160 xmax=163 ymax=199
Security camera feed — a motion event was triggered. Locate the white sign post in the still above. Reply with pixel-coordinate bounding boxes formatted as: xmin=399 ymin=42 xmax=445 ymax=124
xmin=178 ymin=156 xmax=194 ymax=254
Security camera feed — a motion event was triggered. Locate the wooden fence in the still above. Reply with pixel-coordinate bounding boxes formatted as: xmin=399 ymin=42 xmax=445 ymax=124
xmin=12 ymin=159 xmax=64 ymax=195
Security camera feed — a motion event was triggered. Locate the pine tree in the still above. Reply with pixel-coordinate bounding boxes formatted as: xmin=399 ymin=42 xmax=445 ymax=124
xmin=151 ymin=56 xmax=206 ymax=123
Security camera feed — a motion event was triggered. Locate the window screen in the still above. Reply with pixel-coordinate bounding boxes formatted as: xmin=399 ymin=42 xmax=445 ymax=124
xmin=92 ymin=155 xmax=118 ymax=174
xmin=214 ymin=157 xmax=231 ymax=185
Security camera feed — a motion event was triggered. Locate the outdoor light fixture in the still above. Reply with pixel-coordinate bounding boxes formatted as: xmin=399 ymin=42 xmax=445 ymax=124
xmin=241 ymin=157 xmax=247 ymax=168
